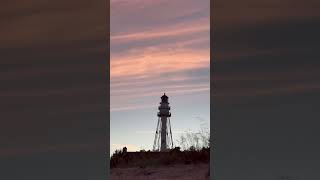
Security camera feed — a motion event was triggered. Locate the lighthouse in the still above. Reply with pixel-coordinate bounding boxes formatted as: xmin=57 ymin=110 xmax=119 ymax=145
xmin=153 ymin=93 xmax=173 ymax=152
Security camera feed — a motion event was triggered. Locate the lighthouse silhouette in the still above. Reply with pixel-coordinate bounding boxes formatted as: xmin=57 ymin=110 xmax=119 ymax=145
xmin=153 ymin=93 xmax=173 ymax=152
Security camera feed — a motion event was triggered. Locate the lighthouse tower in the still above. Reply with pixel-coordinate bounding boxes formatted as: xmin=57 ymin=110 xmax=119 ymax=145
xmin=153 ymin=93 xmax=173 ymax=152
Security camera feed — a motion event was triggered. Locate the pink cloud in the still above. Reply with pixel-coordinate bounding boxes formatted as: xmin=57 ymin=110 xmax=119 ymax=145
xmin=111 ymin=47 xmax=209 ymax=79
xmin=110 ymin=0 xmax=210 ymax=111
xmin=111 ymin=20 xmax=209 ymax=42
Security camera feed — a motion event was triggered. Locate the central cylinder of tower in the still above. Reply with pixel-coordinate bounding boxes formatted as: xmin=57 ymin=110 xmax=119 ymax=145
xmin=160 ymin=117 xmax=167 ymax=151
xmin=158 ymin=93 xmax=171 ymax=152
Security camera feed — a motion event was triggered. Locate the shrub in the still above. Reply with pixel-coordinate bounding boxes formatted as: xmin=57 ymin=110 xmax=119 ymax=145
xmin=110 ymin=145 xmax=210 ymax=168
xmin=176 ymin=127 xmax=211 ymax=151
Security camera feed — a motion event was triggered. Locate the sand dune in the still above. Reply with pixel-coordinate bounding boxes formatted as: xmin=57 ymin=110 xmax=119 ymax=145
xmin=111 ymin=163 xmax=209 ymax=180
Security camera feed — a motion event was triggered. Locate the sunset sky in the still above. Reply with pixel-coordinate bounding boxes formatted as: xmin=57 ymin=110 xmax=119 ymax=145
xmin=110 ymin=0 xmax=210 ymax=153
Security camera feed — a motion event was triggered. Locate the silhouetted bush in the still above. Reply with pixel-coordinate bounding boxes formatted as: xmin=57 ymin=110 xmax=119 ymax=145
xmin=176 ymin=127 xmax=211 ymax=151
xmin=110 ymin=146 xmax=209 ymax=168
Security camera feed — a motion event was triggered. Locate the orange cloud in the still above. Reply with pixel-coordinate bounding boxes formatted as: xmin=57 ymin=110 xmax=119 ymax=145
xmin=110 ymin=0 xmax=210 ymax=111
xmin=111 ymin=47 xmax=209 ymax=79
xmin=112 ymin=83 xmax=209 ymax=97
xmin=111 ymin=21 xmax=209 ymax=42
xmin=110 ymin=46 xmax=209 ymax=110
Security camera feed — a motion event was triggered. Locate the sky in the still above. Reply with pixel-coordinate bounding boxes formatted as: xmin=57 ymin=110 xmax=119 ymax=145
xmin=110 ymin=0 xmax=210 ymax=153
xmin=2 ymin=0 xmax=320 ymax=179
xmin=0 ymin=0 xmax=109 ymax=179
xmin=213 ymin=0 xmax=320 ymax=179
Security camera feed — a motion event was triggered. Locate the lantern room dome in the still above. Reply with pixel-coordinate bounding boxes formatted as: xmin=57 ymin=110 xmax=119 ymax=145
xmin=161 ymin=93 xmax=168 ymax=103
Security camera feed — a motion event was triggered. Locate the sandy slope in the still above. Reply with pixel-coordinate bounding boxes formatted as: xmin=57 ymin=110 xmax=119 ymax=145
xmin=111 ymin=163 xmax=209 ymax=180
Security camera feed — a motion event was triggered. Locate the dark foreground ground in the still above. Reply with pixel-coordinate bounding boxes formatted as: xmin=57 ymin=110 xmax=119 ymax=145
xmin=111 ymin=163 xmax=209 ymax=180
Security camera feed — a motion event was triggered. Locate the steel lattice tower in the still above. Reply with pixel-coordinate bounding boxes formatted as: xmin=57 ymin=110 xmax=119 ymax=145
xmin=153 ymin=93 xmax=173 ymax=152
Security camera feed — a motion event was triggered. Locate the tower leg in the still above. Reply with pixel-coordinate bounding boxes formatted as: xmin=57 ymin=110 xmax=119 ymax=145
xmin=168 ymin=117 xmax=173 ymax=148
